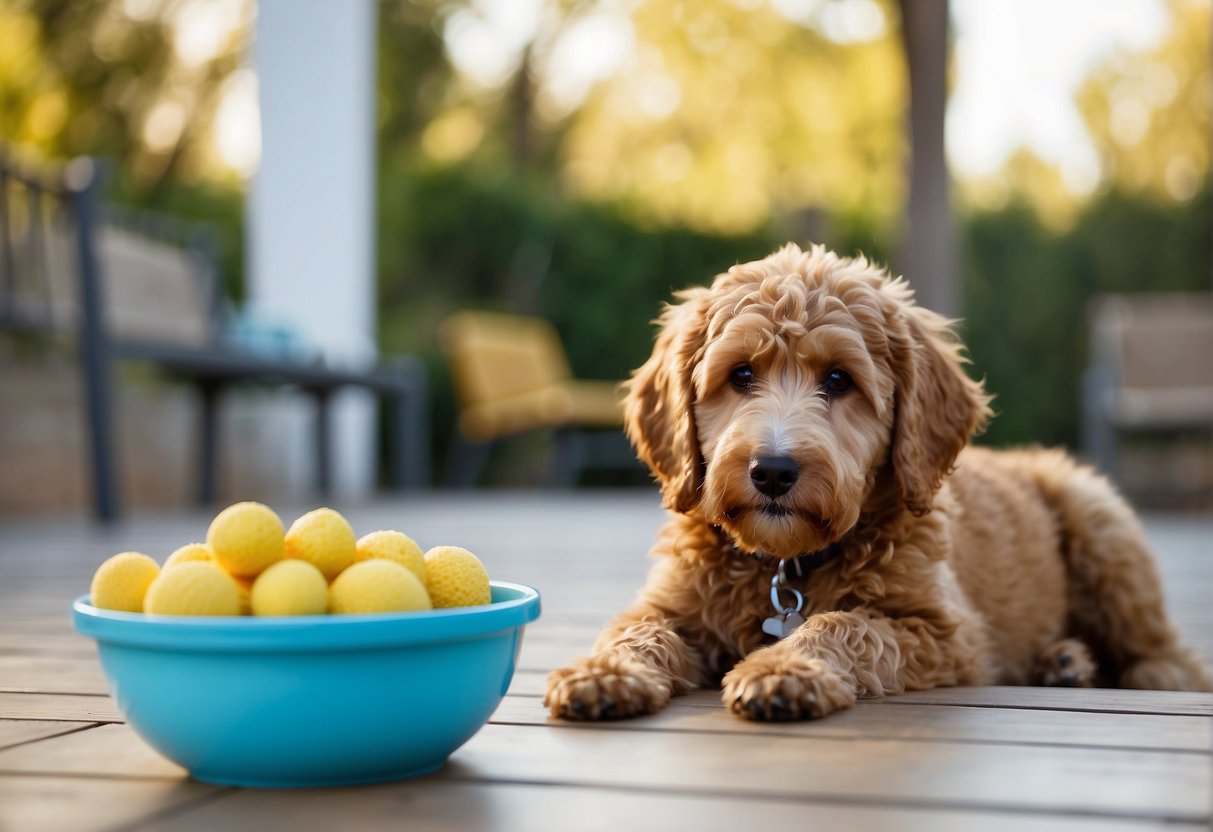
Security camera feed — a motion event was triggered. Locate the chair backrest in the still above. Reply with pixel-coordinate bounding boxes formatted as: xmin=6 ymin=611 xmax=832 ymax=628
xmin=43 ymin=223 xmax=215 ymax=348
xmin=440 ymin=311 xmax=573 ymax=411
xmin=1 ymin=152 xmax=217 ymax=348
xmin=1090 ymin=292 xmax=1213 ymax=391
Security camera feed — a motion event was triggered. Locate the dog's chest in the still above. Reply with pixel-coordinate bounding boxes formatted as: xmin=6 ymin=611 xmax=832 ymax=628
xmin=693 ymin=556 xmax=848 ymax=660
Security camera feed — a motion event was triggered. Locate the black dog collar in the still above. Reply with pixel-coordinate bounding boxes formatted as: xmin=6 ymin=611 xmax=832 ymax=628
xmin=780 ymin=543 xmax=844 ymax=578
xmin=733 ymin=540 xmax=844 ymax=578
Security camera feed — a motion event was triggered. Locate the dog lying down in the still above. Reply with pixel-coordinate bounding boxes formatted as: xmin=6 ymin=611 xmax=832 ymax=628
xmin=545 ymin=243 xmax=1212 ymax=722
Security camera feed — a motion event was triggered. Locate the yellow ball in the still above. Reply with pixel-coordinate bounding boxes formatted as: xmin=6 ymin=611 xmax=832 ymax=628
xmin=329 ymin=559 xmax=432 ymax=615
xmin=144 ymin=562 xmax=242 ymax=616
xmin=284 ymin=507 xmax=356 ymax=580
xmin=163 ymin=542 xmax=214 ymax=569
xmin=251 ymin=560 xmax=329 ymax=616
xmin=424 ymin=546 xmax=491 ymax=608
xmin=90 ymin=552 xmax=160 ymax=612
xmin=207 ymin=502 xmax=284 ymax=578
xmin=355 ymin=530 xmax=426 ymax=583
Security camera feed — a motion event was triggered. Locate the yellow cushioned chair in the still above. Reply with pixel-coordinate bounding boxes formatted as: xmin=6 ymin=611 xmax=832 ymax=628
xmin=440 ymin=310 xmax=627 ymax=486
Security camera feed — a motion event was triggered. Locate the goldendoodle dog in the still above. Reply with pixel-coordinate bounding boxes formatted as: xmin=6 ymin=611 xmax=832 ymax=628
xmin=545 ymin=243 xmax=1212 ymax=722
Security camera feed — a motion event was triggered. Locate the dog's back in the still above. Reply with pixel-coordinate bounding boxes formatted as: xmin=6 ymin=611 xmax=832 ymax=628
xmin=946 ymin=446 xmax=1210 ymax=689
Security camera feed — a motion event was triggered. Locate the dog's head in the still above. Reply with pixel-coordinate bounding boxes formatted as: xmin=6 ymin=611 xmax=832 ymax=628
xmin=625 ymin=244 xmax=991 ymax=558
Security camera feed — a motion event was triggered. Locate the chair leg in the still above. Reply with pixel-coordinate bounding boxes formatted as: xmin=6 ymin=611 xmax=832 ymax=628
xmin=389 ymin=356 xmax=430 ymax=489
xmin=196 ymin=379 xmax=221 ymax=506
xmin=312 ymin=389 xmax=332 ymax=496
xmin=74 ymin=169 xmax=120 ymax=522
xmin=546 ymin=428 xmax=585 ymax=487
xmin=80 ymin=349 xmax=120 ymax=522
xmin=445 ymin=433 xmax=492 ymax=488
xmin=1081 ymin=368 xmax=1119 ymax=482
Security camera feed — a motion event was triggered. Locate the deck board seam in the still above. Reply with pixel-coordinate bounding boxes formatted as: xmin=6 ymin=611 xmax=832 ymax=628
xmin=503 ymin=689 xmax=1213 ymax=718
xmin=0 ymin=721 xmax=104 ymax=752
xmin=484 ymin=718 xmax=1213 ymax=755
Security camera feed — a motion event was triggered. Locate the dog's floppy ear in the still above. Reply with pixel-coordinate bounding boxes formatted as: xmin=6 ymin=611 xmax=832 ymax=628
xmin=624 ymin=289 xmax=711 ymax=513
xmin=888 ymin=299 xmax=992 ymax=516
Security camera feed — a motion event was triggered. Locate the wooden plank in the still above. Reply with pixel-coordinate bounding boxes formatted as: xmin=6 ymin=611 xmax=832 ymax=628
xmin=0 ymin=692 xmax=122 ymax=722
xmin=516 ymin=640 xmax=594 ymax=672
xmin=0 ymin=774 xmax=224 ymax=832
xmin=0 ymin=631 xmax=95 ymax=657
xmin=0 ymin=720 xmax=95 ymax=750
xmin=507 ymin=670 xmax=546 ymax=697
xmin=1 ymin=719 xmax=1207 ymax=823
xmin=441 ymin=723 xmax=1211 ymax=822
xmin=127 ymin=779 xmax=1195 ymax=832
xmin=490 ymin=691 xmax=1213 ymax=752
xmin=0 ymin=723 xmax=182 ymax=778
xmin=884 ymin=686 xmax=1213 ymax=716
xmin=0 ymin=654 xmax=109 ymax=695
xmin=517 ymin=620 xmax=604 ymax=642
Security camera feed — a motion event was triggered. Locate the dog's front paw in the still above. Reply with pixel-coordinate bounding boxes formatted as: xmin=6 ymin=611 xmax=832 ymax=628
xmin=722 ymin=651 xmax=856 ymax=721
xmin=545 ymin=654 xmax=672 ymax=720
xmin=1034 ymin=638 xmax=1097 ymax=688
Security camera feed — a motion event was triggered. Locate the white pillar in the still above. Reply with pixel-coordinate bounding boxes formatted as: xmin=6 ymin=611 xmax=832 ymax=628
xmin=249 ymin=0 xmax=378 ymax=498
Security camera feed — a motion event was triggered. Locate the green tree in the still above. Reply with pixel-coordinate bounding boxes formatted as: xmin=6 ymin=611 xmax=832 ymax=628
xmin=1077 ymin=0 xmax=1210 ymax=203
xmin=558 ymin=0 xmax=905 ymax=235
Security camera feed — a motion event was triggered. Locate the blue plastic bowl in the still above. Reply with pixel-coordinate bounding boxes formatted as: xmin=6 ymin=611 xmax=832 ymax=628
xmin=72 ymin=581 xmax=540 ymax=788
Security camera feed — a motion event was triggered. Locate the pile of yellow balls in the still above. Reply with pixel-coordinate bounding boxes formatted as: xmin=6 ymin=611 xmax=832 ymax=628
xmin=88 ymin=502 xmax=492 ymax=617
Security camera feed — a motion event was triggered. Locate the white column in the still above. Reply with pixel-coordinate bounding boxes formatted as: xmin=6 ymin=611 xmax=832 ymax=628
xmin=249 ymin=0 xmax=378 ymax=498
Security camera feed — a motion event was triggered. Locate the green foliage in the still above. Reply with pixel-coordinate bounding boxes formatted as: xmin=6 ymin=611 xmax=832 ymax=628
xmin=963 ymin=188 xmax=1210 ymax=449
xmin=377 ymin=0 xmax=458 ymax=161
xmin=379 ymin=161 xmax=1210 ymax=471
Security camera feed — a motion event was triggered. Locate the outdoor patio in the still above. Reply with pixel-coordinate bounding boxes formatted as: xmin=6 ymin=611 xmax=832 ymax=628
xmin=1 ymin=489 xmax=1210 ymax=831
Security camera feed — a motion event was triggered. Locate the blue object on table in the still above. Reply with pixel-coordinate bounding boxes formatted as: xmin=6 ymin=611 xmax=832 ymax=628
xmin=72 ymin=582 xmax=541 ymax=788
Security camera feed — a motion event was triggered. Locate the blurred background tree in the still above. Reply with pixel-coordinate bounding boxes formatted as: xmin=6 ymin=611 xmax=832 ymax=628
xmin=2 ymin=0 xmax=1208 ymax=468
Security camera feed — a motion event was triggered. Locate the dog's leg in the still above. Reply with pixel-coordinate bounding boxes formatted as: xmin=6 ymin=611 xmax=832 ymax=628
xmin=1038 ymin=460 xmax=1213 ymax=692
xmin=722 ymin=609 xmax=982 ymax=721
xmin=545 ymin=604 xmax=708 ymax=720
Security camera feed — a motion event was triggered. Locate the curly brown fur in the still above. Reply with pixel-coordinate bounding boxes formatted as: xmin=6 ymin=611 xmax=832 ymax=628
xmin=544 ymin=243 xmax=1213 ymax=723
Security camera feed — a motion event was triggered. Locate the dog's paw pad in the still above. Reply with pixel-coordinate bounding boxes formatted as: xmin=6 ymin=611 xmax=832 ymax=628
xmin=545 ymin=655 xmax=671 ymax=721
xmin=723 ymin=654 xmax=854 ymax=721
xmin=1034 ymin=638 xmax=1097 ymax=688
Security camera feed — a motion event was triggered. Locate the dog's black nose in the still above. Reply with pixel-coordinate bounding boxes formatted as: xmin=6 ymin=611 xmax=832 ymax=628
xmin=749 ymin=456 xmax=800 ymax=499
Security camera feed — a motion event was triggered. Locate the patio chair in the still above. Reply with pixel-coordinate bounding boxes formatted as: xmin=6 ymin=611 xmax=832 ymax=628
xmin=439 ymin=309 xmax=630 ymax=486
xmin=1081 ymin=291 xmax=1213 ymax=486
xmin=0 ymin=149 xmax=430 ymax=521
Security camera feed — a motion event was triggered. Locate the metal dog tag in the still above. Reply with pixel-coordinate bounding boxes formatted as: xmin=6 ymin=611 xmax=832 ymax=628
xmin=764 ymin=558 xmax=807 ymax=640
xmin=762 ymin=611 xmax=805 ymax=639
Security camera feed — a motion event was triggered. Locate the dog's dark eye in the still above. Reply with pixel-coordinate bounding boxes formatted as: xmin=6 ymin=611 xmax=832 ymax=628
xmin=823 ymin=369 xmax=853 ymax=396
xmin=730 ymin=364 xmax=755 ymax=392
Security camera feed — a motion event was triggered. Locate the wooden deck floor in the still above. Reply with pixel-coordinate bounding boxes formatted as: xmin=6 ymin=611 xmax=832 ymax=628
xmin=2 ymin=491 xmax=1210 ymax=831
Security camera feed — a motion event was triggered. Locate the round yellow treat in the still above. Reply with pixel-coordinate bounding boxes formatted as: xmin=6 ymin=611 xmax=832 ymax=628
xmin=90 ymin=552 xmax=160 ymax=612
xmin=207 ymin=502 xmax=285 ymax=578
xmin=329 ymin=559 xmax=432 ymax=614
xmin=163 ymin=542 xmax=214 ymax=569
xmin=423 ymin=546 xmax=491 ymax=608
xmin=251 ymin=560 xmax=328 ymax=616
xmin=284 ymin=507 xmax=356 ymax=580
xmin=143 ymin=562 xmax=242 ymax=616
xmin=355 ymin=530 xmax=426 ymax=583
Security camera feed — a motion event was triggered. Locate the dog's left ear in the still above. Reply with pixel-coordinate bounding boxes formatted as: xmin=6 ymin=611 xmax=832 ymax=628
xmin=888 ymin=301 xmax=992 ymax=516
xmin=623 ymin=289 xmax=711 ymax=513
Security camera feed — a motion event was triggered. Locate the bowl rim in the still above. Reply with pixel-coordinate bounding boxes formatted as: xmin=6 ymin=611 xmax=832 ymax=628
xmin=72 ymin=581 xmax=540 ymax=652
